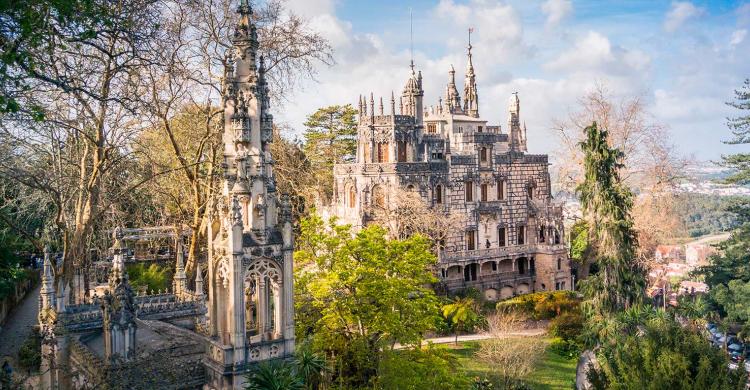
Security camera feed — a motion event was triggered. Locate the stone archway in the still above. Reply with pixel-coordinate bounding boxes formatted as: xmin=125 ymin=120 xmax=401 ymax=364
xmin=245 ymin=258 xmax=283 ymax=340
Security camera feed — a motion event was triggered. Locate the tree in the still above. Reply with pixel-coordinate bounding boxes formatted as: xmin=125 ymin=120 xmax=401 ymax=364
xmin=587 ymin=311 xmax=745 ymax=390
xmin=554 ymin=85 xmax=689 ymax=257
xmin=294 ymin=344 xmax=327 ymax=390
xmin=576 ymin=122 xmax=646 ymax=318
xmin=722 ymin=79 xmax=750 ymax=185
xmin=294 ymin=214 xmax=440 ymax=387
xmin=375 ymin=347 xmax=471 ymax=390
xmin=442 ymin=297 xmax=479 ymax=345
xmin=245 ymin=360 xmax=303 ymax=390
xmin=302 ymin=105 xmax=357 ymax=203
xmin=371 ymin=188 xmax=463 ymax=244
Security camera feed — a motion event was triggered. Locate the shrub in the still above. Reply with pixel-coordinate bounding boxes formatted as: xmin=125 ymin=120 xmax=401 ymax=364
xmin=496 ymin=291 xmax=580 ymax=320
xmin=18 ymin=330 xmax=41 ymax=373
xmin=376 ymin=347 xmax=471 ymax=390
xmin=126 ymin=263 xmax=172 ymax=292
xmin=548 ymin=311 xmax=584 ymax=341
xmin=548 ymin=337 xmax=582 ymax=360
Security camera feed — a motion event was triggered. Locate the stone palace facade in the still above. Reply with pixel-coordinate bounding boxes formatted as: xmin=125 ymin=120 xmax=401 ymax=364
xmin=332 ymin=44 xmax=571 ymax=300
xmin=37 ymin=2 xmax=294 ymax=388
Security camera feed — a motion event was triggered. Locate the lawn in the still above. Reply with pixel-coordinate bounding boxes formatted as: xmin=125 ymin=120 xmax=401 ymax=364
xmin=441 ymin=338 xmax=577 ymax=390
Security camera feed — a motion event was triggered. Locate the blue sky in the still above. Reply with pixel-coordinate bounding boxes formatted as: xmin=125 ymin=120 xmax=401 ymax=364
xmin=277 ymin=0 xmax=750 ymax=162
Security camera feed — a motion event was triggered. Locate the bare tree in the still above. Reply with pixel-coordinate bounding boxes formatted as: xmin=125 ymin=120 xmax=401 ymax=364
xmin=476 ymin=312 xmax=549 ymax=389
xmin=371 ymin=188 xmax=463 ymax=245
xmin=553 ymin=84 xmax=690 ymax=256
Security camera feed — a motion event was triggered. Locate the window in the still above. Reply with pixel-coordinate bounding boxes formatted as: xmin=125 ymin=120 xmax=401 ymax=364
xmin=478 ymin=126 xmax=483 ymax=133
xmin=466 ymin=230 xmax=476 ymax=251
xmin=458 ymin=126 xmax=463 ymax=133
xmin=480 ymin=183 xmax=488 ymax=202
xmin=465 ymin=181 xmax=473 ymax=202
xmin=435 ymin=185 xmax=443 ymax=204
xmin=557 ymin=258 xmax=562 ymax=270
xmin=497 ymin=180 xmax=505 ymax=200
xmin=527 ymin=185 xmax=534 ymax=199
xmin=377 ymin=142 xmax=389 ymax=163
xmin=397 ymin=141 xmax=407 ymax=162
xmin=347 ymin=187 xmax=356 ymax=208
xmin=539 ymin=227 xmax=545 ymax=243
xmin=498 ymin=227 xmax=506 ymax=247
xmin=555 ymin=282 xmax=560 ymax=291
xmin=480 ymin=147 xmax=487 ymax=163
xmin=554 ymin=230 xmax=561 ymax=244
xmin=491 ymin=262 xmax=497 ymax=271
xmin=427 ymin=123 xmax=437 ymax=133
xmin=561 ymin=281 xmax=566 ymax=290
xmin=517 ymin=226 xmax=526 ymax=245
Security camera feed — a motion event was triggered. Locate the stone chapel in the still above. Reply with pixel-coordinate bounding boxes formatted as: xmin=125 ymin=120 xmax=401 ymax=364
xmin=332 ymin=41 xmax=572 ymax=301
xmin=37 ymin=1 xmax=294 ymax=388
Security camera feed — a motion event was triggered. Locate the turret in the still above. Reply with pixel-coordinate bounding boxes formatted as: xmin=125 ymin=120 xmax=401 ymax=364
xmin=173 ymin=238 xmax=187 ymax=298
xmin=445 ymin=65 xmax=462 ymax=114
xmin=463 ymin=32 xmax=479 ymax=118
xmin=508 ymin=92 xmax=526 ymax=152
xmin=401 ymin=61 xmax=424 ymax=125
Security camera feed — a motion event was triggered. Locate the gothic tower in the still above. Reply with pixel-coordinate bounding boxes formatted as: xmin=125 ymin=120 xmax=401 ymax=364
xmin=205 ymin=0 xmax=295 ymax=387
xmin=445 ymin=65 xmax=462 ymax=114
xmin=402 ymin=61 xmax=424 ymax=125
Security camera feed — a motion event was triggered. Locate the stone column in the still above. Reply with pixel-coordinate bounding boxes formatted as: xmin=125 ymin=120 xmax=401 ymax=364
xmin=272 ymin=283 xmax=282 ymax=338
xmin=257 ymin=278 xmax=268 ymax=339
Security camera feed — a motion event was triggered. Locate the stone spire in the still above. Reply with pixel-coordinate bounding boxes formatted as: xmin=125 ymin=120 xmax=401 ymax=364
xmin=508 ymin=92 xmax=526 ymax=152
xmin=445 ymin=65 xmax=462 ymax=114
xmin=463 ymin=29 xmax=479 ymax=117
xmin=40 ymin=246 xmax=56 ymax=313
xmin=194 ymin=267 xmax=204 ymax=301
xmin=102 ymin=227 xmax=137 ymax=361
xmin=379 ymin=96 xmax=384 ymax=115
xmin=173 ymin=238 xmax=187 ymax=297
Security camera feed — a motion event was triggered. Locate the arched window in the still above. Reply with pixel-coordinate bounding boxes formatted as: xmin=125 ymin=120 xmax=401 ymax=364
xmin=347 ymin=187 xmax=356 ymax=208
xmin=557 ymin=258 xmax=562 ymax=270
xmin=435 ymin=185 xmax=443 ymax=204
xmin=527 ymin=184 xmax=534 ymax=199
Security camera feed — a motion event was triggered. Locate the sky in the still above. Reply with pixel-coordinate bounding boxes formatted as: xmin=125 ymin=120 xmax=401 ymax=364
xmin=274 ymin=0 xmax=750 ymax=162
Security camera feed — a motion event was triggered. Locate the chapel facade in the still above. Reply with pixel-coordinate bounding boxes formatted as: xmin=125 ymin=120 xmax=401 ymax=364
xmin=37 ymin=2 xmax=294 ymax=389
xmin=332 ymin=43 xmax=571 ymax=300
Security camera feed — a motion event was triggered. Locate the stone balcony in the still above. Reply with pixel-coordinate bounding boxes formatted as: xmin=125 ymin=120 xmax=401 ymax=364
xmin=442 ymin=270 xmax=535 ymax=291
xmin=334 ymin=161 xmax=448 ymax=175
xmin=440 ymin=244 xmax=567 ymax=264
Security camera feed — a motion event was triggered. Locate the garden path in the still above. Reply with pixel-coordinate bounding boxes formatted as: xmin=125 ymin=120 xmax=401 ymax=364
xmin=0 ymin=284 xmax=40 ymax=365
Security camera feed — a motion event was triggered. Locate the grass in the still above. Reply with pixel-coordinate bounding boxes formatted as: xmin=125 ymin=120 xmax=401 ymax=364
xmin=441 ymin=337 xmax=577 ymax=390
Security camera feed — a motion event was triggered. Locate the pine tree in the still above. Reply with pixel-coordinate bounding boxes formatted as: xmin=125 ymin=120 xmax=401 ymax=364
xmin=302 ymin=105 xmax=357 ymax=202
xmin=576 ymin=122 xmax=645 ymax=316
xmin=723 ymin=79 xmax=750 ymax=185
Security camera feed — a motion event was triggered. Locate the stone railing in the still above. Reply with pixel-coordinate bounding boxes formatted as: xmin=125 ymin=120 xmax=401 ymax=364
xmin=246 ymin=339 xmax=287 ymax=362
xmin=440 ymin=244 xmax=567 ymax=263
xmin=334 ymin=162 xmax=448 ymax=175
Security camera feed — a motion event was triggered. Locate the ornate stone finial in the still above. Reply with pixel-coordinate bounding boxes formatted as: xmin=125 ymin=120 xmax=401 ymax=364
xmin=231 ymin=196 xmax=243 ymax=227
xmin=390 ymin=91 xmax=396 ymax=115
xmin=379 ymin=96 xmax=384 ymax=115
xmin=362 ymin=94 xmax=368 ymax=116
xmin=194 ymin=268 xmax=205 ymax=301
xmin=40 ymin=247 xmax=56 ymax=312
xmin=369 ymin=93 xmax=375 ymax=117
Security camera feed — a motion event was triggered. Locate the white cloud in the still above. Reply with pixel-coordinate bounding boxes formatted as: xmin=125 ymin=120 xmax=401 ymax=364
xmin=541 ymin=0 xmax=573 ymax=27
xmin=664 ymin=2 xmax=704 ymax=32
xmin=730 ymin=29 xmax=747 ymax=46
xmin=544 ymin=31 xmax=650 ymax=77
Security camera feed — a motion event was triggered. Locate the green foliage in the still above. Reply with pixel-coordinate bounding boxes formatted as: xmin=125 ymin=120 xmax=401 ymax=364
xmin=674 ymin=193 xmax=743 ymax=237
xmin=588 ymin=311 xmax=746 ymax=390
xmin=126 ymin=263 xmax=172 ymax=293
xmin=495 ymin=291 xmax=580 ymax=320
xmin=375 ymin=347 xmax=472 ymax=390
xmin=548 ymin=311 xmax=584 ymax=341
xmin=294 ymin=344 xmax=327 ymax=390
xmin=0 ymin=0 xmax=124 ymax=116
xmin=18 ymin=329 xmax=42 ymax=373
xmin=294 ymin=214 xmax=440 ymax=387
xmin=696 ymin=224 xmax=750 ymax=289
xmin=301 ymin=105 xmax=357 ymax=202
xmin=442 ymin=297 xmax=481 ymax=340
xmin=576 ymin=122 xmax=645 ymax=316
xmin=569 ymin=220 xmax=589 ymax=264
xmin=245 ymin=360 xmax=304 ymax=390
xmin=547 ymin=337 xmax=582 ymax=360
xmin=722 ymin=78 xmax=750 ymax=185
xmin=0 ymin=229 xmax=32 ymax=299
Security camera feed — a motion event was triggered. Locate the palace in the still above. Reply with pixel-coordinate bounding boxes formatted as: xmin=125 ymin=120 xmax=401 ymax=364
xmin=332 ymin=42 xmax=571 ymax=300
xmin=37 ymin=2 xmax=294 ymax=388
